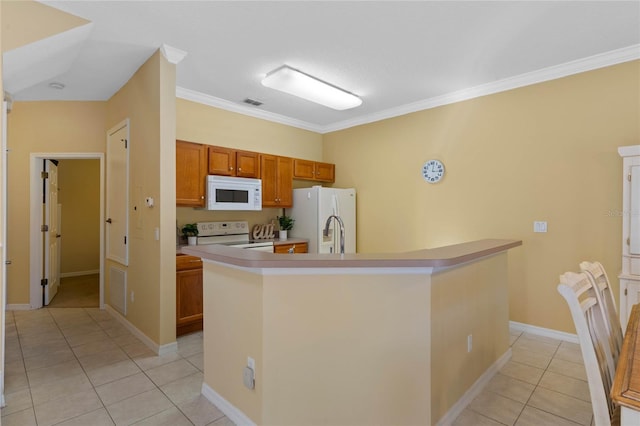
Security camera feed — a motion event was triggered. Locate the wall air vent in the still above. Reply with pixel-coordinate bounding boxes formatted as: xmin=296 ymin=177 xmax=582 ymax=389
xmin=243 ymin=98 xmax=263 ymax=106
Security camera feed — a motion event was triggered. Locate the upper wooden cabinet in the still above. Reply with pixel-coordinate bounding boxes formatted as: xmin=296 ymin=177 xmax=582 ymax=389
xmin=261 ymin=155 xmax=293 ymax=208
xmin=208 ymin=146 xmax=260 ymax=178
xmin=176 ymin=140 xmax=207 ymax=207
xmin=293 ymin=159 xmax=335 ymax=183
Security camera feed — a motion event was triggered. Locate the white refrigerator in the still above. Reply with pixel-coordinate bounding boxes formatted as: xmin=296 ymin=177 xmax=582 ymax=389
xmin=287 ymin=186 xmax=356 ymax=254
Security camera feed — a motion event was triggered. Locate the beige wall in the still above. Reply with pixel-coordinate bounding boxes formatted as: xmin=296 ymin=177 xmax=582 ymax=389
xmin=106 ymin=50 xmax=177 ymax=346
xmin=58 ymin=159 xmax=100 ymax=275
xmin=176 ymin=99 xmax=324 ymax=230
xmin=431 ymin=253 xmax=509 ymax=423
xmin=323 ymin=61 xmax=640 ymax=333
xmin=202 ymin=262 xmax=431 ymax=425
xmin=6 ymin=102 xmax=106 ymax=304
xmin=1 ymin=0 xmax=88 ymax=52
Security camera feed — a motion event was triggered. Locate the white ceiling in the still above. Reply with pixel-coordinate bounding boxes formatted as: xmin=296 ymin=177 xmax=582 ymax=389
xmin=4 ymin=1 xmax=640 ymax=133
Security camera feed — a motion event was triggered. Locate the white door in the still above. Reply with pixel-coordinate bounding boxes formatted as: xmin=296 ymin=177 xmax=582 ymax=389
xmin=106 ymin=122 xmax=129 ymax=265
xmin=1 ymin=100 xmax=8 ymax=406
xmin=43 ymin=160 xmax=60 ymax=305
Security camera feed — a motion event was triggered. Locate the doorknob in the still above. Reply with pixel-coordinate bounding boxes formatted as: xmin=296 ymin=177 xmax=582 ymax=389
xmin=106 ymin=218 xmax=112 ymax=223
xmin=56 ymin=234 xmax=61 ymax=238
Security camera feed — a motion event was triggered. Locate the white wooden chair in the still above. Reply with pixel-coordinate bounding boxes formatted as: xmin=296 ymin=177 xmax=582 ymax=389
xmin=558 ymin=271 xmax=619 ymax=426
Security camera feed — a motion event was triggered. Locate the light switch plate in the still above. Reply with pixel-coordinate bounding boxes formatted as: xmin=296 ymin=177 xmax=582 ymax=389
xmin=534 ymin=221 xmax=548 ymax=233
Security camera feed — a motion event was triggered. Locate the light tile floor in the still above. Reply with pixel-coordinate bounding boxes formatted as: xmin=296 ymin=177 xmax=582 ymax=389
xmin=1 ymin=308 xmax=235 ymax=426
xmin=453 ymin=329 xmax=594 ymax=426
xmin=2 ymin=308 xmax=595 ymax=426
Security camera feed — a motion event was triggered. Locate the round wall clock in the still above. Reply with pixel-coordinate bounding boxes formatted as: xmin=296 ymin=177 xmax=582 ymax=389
xmin=422 ymin=159 xmax=445 ymax=183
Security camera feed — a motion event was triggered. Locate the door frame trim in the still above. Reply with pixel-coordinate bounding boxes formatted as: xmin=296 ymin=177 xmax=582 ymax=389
xmin=29 ymin=153 xmax=105 ymax=309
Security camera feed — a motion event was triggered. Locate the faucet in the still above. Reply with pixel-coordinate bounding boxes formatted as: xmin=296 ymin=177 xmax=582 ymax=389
xmin=323 ymin=215 xmax=345 ymax=254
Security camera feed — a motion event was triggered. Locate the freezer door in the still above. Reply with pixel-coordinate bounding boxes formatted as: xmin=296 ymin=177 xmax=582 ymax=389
xmin=318 ymin=188 xmax=356 ymax=254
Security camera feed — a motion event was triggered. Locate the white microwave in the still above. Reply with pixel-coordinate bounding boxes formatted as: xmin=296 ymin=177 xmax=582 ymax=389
xmin=206 ymin=175 xmax=262 ymax=211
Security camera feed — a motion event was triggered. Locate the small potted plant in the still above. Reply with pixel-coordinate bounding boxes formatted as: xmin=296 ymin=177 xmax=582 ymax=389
xmin=277 ymin=215 xmax=294 ymax=241
xmin=182 ymin=223 xmax=199 ymax=245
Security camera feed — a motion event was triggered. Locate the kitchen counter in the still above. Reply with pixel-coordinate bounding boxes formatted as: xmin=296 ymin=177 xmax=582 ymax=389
xmin=182 ymin=238 xmax=520 ymax=269
xmin=190 ymin=238 xmax=521 ymax=426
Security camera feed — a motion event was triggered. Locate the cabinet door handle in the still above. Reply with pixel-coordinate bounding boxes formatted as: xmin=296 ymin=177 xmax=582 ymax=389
xmin=238 ymin=167 xmax=242 ymax=171
xmin=201 ymin=195 xmax=205 ymax=199
xmin=229 ymin=166 xmax=234 ymax=171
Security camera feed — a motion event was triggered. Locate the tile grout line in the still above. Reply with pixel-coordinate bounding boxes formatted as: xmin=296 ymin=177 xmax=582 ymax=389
xmin=47 ymin=307 xmax=117 ymax=426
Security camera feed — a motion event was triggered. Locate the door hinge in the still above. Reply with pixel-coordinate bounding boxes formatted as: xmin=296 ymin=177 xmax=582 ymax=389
xmin=124 ymin=236 xmax=127 ymax=245
xmin=41 ymin=278 xmax=48 ymax=287
xmin=629 ymin=173 xmax=632 ymax=182
xmin=41 ymin=171 xmax=49 ymax=179
xmin=41 ymin=224 xmax=49 ymax=232
xmin=625 ymin=288 xmax=628 ymax=296
xmin=628 ymin=237 xmax=631 ymax=246
xmin=122 ymin=138 xmax=128 ymax=149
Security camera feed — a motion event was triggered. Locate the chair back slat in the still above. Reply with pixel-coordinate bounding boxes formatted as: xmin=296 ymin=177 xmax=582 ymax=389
xmin=558 ymin=271 xmax=616 ymax=426
xmin=580 ymin=261 xmax=623 ymax=365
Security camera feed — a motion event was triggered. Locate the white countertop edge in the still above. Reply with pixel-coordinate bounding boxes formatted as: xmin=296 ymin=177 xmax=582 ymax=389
xmin=201 ymin=258 xmax=434 ymax=276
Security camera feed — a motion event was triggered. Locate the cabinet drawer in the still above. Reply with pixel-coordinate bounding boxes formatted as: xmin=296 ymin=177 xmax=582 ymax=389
xmin=623 ymin=256 xmax=640 ymax=276
xmin=274 ymin=242 xmax=308 ymax=254
xmin=177 ymin=255 xmax=202 ymax=271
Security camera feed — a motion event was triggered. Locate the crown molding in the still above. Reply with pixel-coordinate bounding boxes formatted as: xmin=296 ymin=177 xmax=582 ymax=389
xmin=178 ymin=44 xmax=640 ymax=135
xmin=161 ymin=44 xmax=187 ymax=65
xmin=176 ymin=87 xmax=324 ymax=133
xmin=322 ymin=44 xmax=640 ymax=133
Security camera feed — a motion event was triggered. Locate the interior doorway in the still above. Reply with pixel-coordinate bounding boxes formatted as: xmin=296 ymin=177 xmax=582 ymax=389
xmin=29 ymin=153 xmax=105 ymax=309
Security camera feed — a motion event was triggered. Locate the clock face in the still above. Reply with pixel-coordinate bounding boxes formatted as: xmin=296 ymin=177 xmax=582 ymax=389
xmin=422 ymin=159 xmax=445 ymax=183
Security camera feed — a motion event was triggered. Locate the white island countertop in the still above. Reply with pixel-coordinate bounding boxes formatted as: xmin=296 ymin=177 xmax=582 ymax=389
xmin=181 ymin=238 xmax=522 ymax=269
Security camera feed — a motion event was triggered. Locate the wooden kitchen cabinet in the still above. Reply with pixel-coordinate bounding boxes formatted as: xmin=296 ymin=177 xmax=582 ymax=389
xmin=293 ymin=159 xmax=335 ymax=183
xmin=274 ymin=242 xmax=308 ymax=254
xmin=208 ymin=146 xmax=260 ymax=178
xmin=176 ymin=254 xmax=203 ymax=336
xmin=261 ymin=154 xmax=293 ymax=207
xmin=176 ymin=140 xmax=208 ymax=207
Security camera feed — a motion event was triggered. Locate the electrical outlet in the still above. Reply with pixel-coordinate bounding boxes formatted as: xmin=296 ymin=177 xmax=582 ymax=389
xmin=533 ymin=221 xmax=548 ymax=233
xmin=243 ymin=366 xmax=255 ymax=389
xmin=467 ymin=334 xmax=473 ymax=353
xmin=247 ymin=357 xmax=255 ymax=370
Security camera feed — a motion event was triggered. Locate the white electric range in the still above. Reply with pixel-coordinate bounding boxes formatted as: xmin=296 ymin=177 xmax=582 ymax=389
xmin=196 ymin=221 xmax=274 ymax=252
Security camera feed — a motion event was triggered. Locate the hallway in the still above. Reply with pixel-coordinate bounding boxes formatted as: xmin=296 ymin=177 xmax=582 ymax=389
xmin=47 ymin=275 xmax=100 ymax=308
xmin=1 ymin=308 xmax=234 ymax=425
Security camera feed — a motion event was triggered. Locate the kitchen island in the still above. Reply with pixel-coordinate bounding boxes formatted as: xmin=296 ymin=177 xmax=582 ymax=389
xmin=182 ymin=239 xmax=521 ymax=426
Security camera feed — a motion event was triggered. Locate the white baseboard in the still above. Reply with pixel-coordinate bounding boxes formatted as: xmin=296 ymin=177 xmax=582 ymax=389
xmin=436 ymin=348 xmax=512 ymax=426
xmin=201 ymin=382 xmax=256 ymax=426
xmin=104 ymin=304 xmax=177 ymax=356
xmin=61 ymin=270 xmax=100 ymax=278
xmin=6 ymin=304 xmax=33 ymax=311
xmin=509 ymin=320 xmax=579 ymax=344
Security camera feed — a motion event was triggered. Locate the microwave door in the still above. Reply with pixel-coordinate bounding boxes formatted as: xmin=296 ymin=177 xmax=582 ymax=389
xmin=216 ymin=188 xmax=249 ymax=204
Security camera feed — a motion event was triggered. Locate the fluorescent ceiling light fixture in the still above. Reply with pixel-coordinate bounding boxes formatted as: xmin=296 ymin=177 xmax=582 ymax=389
xmin=261 ymin=65 xmax=362 ymax=110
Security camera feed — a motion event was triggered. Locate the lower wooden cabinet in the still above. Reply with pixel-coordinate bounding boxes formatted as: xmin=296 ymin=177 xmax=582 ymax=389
xmin=274 ymin=242 xmax=308 ymax=254
xmin=176 ymin=254 xmax=203 ymax=336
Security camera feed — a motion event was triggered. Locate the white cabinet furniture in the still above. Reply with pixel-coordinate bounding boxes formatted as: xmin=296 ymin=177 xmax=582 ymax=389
xmin=618 ymin=145 xmax=640 ymax=330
